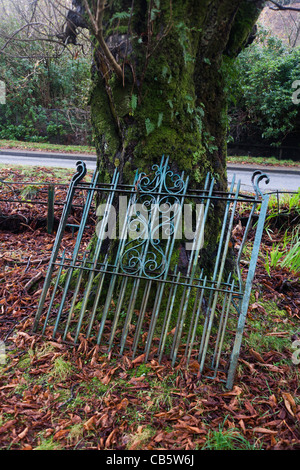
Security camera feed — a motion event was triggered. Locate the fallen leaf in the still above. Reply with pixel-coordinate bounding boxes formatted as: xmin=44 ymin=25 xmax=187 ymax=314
xmin=253 ymin=427 xmax=278 ymax=435
xmin=0 ymin=419 xmax=16 ymax=434
xmin=249 ymin=348 xmax=265 ymax=363
xmin=101 ymin=373 xmax=112 ymax=385
xmin=18 ymin=427 xmax=29 ymax=439
xmin=282 ymin=392 xmax=296 ymax=417
xmin=257 ymin=363 xmax=284 ymax=373
xmin=153 ymin=431 xmax=164 ymax=443
xmin=53 ymin=429 xmax=69 ymax=440
xmin=116 ymin=398 xmax=129 ymax=410
xmin=105 ymin=428 xmax=118 ymax=448
xmin=132 ymin=353 xmax=146 ymax=365
xmin=174 ymin=420 xmax=206 ymax=434
xmin=239 ymin=419 xmax=246 ymax=434
xmin=249 ymin=302 xmax=266 ymax=315
xmin=83 ymin=415 xmax=97 ymax=431
xmin=21 ymin=444 xmax=33 ymax=450
xmin=221 ymin=385 xmax=243 ymax=397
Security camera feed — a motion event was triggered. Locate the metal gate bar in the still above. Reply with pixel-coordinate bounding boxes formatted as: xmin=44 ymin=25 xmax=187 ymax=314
xmin=33 ymin=157 xmax=269 ymax=389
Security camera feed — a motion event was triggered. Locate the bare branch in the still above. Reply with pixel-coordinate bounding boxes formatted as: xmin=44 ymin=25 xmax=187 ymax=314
xmin=0 ymin=22 xmax=43 ymax=53
xmin=81 ymin=0 xmax=123 ymax=80
xmin=268 ymin=1 xmax=300 ymax=12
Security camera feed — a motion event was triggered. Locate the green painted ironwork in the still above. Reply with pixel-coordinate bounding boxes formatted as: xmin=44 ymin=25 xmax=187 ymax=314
xmin=33 ymin=157 xmax=269 ymax=389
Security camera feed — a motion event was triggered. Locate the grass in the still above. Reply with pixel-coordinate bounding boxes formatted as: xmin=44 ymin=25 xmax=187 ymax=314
xmin=265 ymin=237 xmax=300 ymax=275
xmin=227 ymin=154 xmax=300 ymax=167
xmin=202 ymin=425 xmax=260 ymax=450
xmin=49 ymin=356 xmax=73 ymax=381
xmin=34 ymin=437 xmax=63 ymax=450
xmin=0 ymin=139 xmax=96 ymax=155
xmin=126 ymin=426 xmax=156 ymax=450
xmin=0 ymin=164 xmax=94 ymax=184
xmin=266 ymin=190 xmax=300 ymax=220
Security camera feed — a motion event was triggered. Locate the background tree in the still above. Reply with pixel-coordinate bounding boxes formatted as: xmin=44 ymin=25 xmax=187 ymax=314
xmin=0 ymin=0 xmax=92 ymax=144
xmin=227 ymin=29 xmax=300 ymax=149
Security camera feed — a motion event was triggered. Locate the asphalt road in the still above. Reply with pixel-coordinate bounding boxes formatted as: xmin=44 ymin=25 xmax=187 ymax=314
xmin=0 ymin=151 xmax=299 ymax=193
xmin=0 ymin=152 xmax=97 ymax=170
xmin=227 ymin=167 xmax=300 ymax=193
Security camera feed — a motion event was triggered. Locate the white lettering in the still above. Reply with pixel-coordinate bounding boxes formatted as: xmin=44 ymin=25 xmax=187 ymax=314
xmin=292 ymin=339 xmax=300 ymax=365
xmin=0 ymin=341 xmax=5 ymax=364
xmin=0 ymin=81 xmax=6 ymax=105
xmin=292 ymin=80 xmax=300 ymax=104
xmin=96 ymin=203 xmax=116 ymax=240
xmin=106 ymin=455 xmax=140 ymax=467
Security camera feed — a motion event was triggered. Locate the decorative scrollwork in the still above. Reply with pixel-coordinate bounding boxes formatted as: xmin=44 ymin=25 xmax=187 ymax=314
xmin=120 ymin=158 xmax=188 ymax=279
xmin=136 ymin=164 xmax=162 ymax=193
xmin=71 ymin=160 xmax=87 ymax=186
xmin=163 ymin=167 xmax=186 ymax=194
xmin=136 ymin=157 xmax=186 ymax=195
xmin=251 ymin=170 xmax=270 ymax=198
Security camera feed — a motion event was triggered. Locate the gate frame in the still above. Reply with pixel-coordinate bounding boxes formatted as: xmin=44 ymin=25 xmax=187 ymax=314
xmin=33 ymin=158 xmax=270 ymax=390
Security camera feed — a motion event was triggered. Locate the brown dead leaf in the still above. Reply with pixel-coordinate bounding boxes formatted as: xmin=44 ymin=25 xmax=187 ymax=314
xmin=249 ymin=302 xmax=267 ymax=315
xmin=132 ymin=353 xmax=146 ymax=365
xmin=21 ymin=444 xmax=33 ymax=450
xmin=174 ymin=420 xmax=206 ymax=434
xmin=101 ymin=365 xmax=119 ymax=385
xmin=97 ymin=413 xmax=110 ymax=428
xmin=0 ymin=419 xmax=16 ymax=434
xmin=83 ymin=415 xmax=97 ymax=431
xmin=282 ymin=392 xmax=297 ymax=417
xmin=239 ymin=358 xmax=256 ymax=374
xmin=105 ymin=428 xmax=118 ymax=448
xmin=257 ymin=363 xmax=284 ymax=373
xmin=221 ymin=385 xmax=243 ymax=397
xmin=0 ymin=384 xmax=18 ymax=391
xmin=249 ymin=348 xmax=265 ymax=363
xmin=253 ymin=427 xmax=278 ymax=435
xmin=53 ymin=429 xmax=69 ymax=440
xmin=188 ymin=360 xmax=200 ymax=374
xmin=232 ymin=220 xmax=243 ymax=238
xmin=239 ymin=419 xmax=246 ymax=434
xmin=265 ymin=331 xmax=289 ymax=337
xmin=129 ymin=375 xmax=146 ymax=384
xmin=269 ymin=394 xmax=277 ymax=408
xmin=18 ymin=427 xmax=29 ymax=439
xmin=83 ymin=404 xmax=91 ymax=414
xmin=116 ymin=398 xmax=129 ymax=410
xmin=153 ymin=431 xmax=164 ymax=443
xmin=101 ymin=373 xmax=112 ymax=385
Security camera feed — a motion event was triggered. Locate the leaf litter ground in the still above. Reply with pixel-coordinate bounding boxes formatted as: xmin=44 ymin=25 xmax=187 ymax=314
xmin=0 ymin=166 xmax=299 ymax=450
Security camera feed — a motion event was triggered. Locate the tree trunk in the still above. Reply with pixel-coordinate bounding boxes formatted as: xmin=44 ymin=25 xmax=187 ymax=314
xmin=88 ymin=0 xmax=263 ymax=189
xmin=81 ymin=0 xmax=263 ymax=270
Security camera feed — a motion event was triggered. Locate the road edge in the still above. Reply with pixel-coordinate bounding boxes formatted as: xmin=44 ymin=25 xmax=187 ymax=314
xmin=1 ymin=148 xmax=300 ymax=175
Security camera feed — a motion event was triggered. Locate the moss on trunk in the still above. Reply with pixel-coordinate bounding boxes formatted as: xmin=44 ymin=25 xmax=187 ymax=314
xmin=85 ymin=0 xmax=263 ymax=271
xmin=89 ymin=0 xmax=262 ymax=184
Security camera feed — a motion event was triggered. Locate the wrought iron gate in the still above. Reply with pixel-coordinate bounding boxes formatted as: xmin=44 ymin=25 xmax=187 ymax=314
xmin=33 ymin=157 xmax=269 ymax=389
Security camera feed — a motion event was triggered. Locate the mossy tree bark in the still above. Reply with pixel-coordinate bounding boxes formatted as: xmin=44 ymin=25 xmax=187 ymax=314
xmin=67 ymin=0 xmax=263 ymax=271
xmin=84 ymin=0 xmax=263 ymax=189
